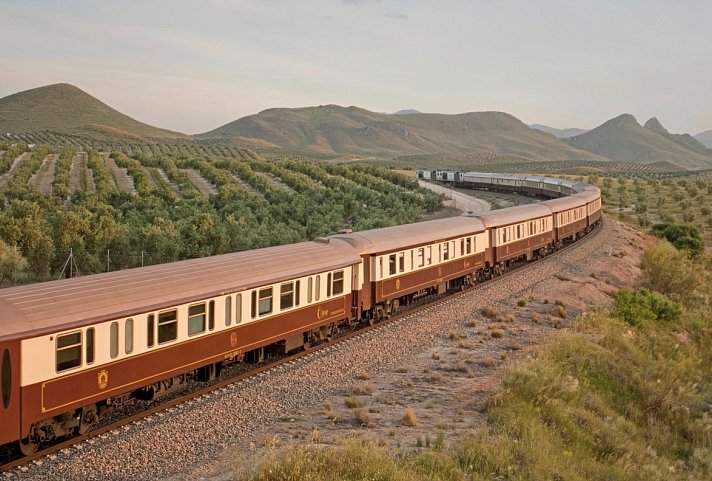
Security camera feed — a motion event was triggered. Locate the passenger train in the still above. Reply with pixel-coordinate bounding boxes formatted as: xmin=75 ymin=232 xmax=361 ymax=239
xmin=0 ymin=172 xmax=601 ymax=455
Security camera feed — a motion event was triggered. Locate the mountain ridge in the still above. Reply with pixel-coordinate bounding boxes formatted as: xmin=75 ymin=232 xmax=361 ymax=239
xmin=529 ymin=124 xmax=589 ymax=138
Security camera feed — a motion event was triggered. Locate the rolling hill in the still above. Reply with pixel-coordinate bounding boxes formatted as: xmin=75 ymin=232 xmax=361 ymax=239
xmin=199 ymin=105 xmax=607 ymax=161
xmin=566 ymin=114 xmax=712 ymax=170
xmin=643 ymin=117 xmax=712 ymax=156
xmin=529 ymin=124 xmax=589 ymax=138
xmin=695 ymin=130 xmax=712 ymax=148
xmin=0 ymin=83 xmax=186 ymax=139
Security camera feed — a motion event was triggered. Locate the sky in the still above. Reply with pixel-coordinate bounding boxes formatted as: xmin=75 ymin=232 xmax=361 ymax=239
xmin=1 ymin=0 xmax=710 ymax=135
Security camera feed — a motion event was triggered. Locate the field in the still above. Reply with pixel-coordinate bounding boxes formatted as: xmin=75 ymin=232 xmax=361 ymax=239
xmin=0 ymin=144 xmax=442 ymax=285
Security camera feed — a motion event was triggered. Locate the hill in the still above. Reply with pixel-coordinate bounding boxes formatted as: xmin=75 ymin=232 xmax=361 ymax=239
xmin=529 ymin=124 xmax=589 ymax=138
xmin=566 ymin=114 xmax=712 ymax=170
xmin=695 ymin=129 xmax=712 ymax=148
xmin=0 ymin=83 xmax=186 ymax=139
xmin=199 ymin=105 xmax=606 ymax=161
xmin=643 ymin=117 xmax=712 ymax=156
xmin=393 ymin=109 xmax=421 ymax=115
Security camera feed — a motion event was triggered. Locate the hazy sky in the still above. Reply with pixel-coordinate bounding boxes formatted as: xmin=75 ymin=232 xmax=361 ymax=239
xmin=1 ymin=0 xmax=710 ymax=134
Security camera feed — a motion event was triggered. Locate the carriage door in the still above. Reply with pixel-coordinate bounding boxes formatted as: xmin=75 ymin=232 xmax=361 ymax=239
xmin=0 ymin=340 xmax=21 ymax=445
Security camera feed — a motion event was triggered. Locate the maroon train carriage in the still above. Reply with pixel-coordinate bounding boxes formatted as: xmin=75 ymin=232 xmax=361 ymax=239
xmin=470 ymin=204 xmax=554 ymax=274
xmin=540 ymin=195 xmax=589 ymax=245
xmin=0 ymin=239 xmax=361 ymax=454
xmin=573 ymin=186 xmax=603 ymax=228
xmin=332 ymin=216 xmax=488 ymax=321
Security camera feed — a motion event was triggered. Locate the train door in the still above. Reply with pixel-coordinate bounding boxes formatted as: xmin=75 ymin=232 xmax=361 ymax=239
xmin=0 ymin=340 xmax=20 ymax=445
xmin=360 ymin=256 xmax=372 ymax=312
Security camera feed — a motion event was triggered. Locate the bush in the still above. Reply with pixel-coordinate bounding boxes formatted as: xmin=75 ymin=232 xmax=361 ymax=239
xmin=614 ymin=288 xmax=682 ymax=326
xmin=651 ymin=222 xmax=704 ymax=258
xmin=641 ymin=241 xmax=710 ymax=304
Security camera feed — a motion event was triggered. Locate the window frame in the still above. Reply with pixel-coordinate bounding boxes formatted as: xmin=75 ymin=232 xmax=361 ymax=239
xmin=110 ymin=322 xmax=119 ymax=359
xmin=157 ymin=309 xmax=178 ymax=344
xmin=188 ymin=302 xmax=207 ymax=336
xmin=125 ymin=318 xmax=134 ymax=355
xmin=56 ymin=331 xmax=82 ymax=373
xmin=280 ymin=282 xmax=295 ymax=310
xmin=332 ymin=270 xmax=344 ymax=296
xmin=258 ymin=287 xmax=273 ymax=316
xmin=86 ymin=327 xmax=95 ymax=365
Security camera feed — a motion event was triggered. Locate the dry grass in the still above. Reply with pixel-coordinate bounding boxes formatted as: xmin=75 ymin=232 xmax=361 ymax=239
xmin=352 ymin=408 xmax=374 ymax=428
xmin=401 ymin=407 xmax=418 ymax=427
xmin=481 ymin=306 xmax=498 ymax=318
xmin=344 ymin=397 xmax=365 ymax=409
xmin=352 ymin=383 xmax=374 ymax=396
xmin=490 ymin=329 xmax=505 ymax=338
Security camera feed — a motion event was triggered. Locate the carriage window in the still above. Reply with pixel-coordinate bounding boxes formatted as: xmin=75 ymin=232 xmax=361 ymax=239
xmin=389 ymin=254 xmax=396 ymax=275
xmin=466 ymin=237 xmax=472 ymax=254
xmin=315 ymin=275 xmax=321 ymax=301
xmin=125 ymin=318 xmax=133 ymax=354
xmin=417 ymin=248 xmax=424 ymax=267
xmin=208 ymin=300 xmax=215 ymax=331
xmin=410 ymin=250 xmax=414 ymax=271
xmin=147 ymin=314 xmax=155 ymax=348
xmin=86 ymin=328 xmax=95 ymax=364
xmin=460 ymin=238 xmax=465 ymax=256
xmin=426 ymin=246 xmax=432 ymax=265
xmin=398 ymin=253 xmax=405 ymax=273
xmin=295 ymin=281 xmax=301 ymax=306
xmin=158 ymin=310 xmax=178 ymax=344
xmin=188 ymin=303 xmax=206 ymax=336
xmin=1 ymin=349 xmax=10 ymax=409
xmin=517 ymin=225 xmax=521 ymax=239
xmin=379 ymin=258 xmax=383 ymax=278
xmin=327 ymin=273 xmax=332 ymax=297
xmin=442 ymin=242 xmax=449 ymax=261
xmin=281 ymin=282 xmax=294 ymax=310
xmin=56 ymin=332 xmax=82 ymax=372
xmin=307 ymin=277 xmax=313 ymax=303
xmin=502 ymin=229 xmax=507 ymax=243
xmin=225 ymin=296 xmax=232 ymax=326
xmin=235 ymin=294 xmax=242 ymax=323
xmin=332 ymin=270 xmax=344 ymax=295
xmin=110 ymin=322 xmax=119 ymax=359
xmin=259 ymin=288 xmax=273 ymax=315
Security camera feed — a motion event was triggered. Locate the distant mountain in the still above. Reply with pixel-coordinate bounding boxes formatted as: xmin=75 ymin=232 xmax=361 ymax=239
xmin=0 ymin=83 xmax=186 ymax=138
xmin=529 ymin=124 xmax=589 ymax=138
xmin=694 ymin=130 xmax=712 ymax=148
xmin=643 ymin=117 xmax=712 ymax=156
xmin=393 ymin=109 xmax=421 ymax=115
xmin=567 ymin=114 xmax=712 ymax=170
xmin=199 ymin=105 xmax=606 ymax=161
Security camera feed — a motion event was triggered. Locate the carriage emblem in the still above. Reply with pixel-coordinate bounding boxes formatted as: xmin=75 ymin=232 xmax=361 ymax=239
xmin=230 ymin=332 xmax=238 ymax=348
xmin=97 ymin=370 xmax=109 ymax=390
xmin=395 ymin=278 xmax=401 ymax=290
xmin=317 ymin=307 xmax=329 ymax=320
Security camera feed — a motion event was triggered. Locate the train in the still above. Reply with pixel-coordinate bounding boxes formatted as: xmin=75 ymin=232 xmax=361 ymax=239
xmin=0 ymin=171 xmax=601 ymax=455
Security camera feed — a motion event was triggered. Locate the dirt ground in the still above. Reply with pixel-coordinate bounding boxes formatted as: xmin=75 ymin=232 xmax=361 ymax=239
xmin=173 ymin=217 xmax=646 ymax=481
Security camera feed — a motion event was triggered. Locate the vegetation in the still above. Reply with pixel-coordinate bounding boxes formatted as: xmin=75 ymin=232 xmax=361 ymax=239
xmin=0 ymin=150 xmax=441 ymax=285
xmin=241 ymin=242 xmax=712 ymax=481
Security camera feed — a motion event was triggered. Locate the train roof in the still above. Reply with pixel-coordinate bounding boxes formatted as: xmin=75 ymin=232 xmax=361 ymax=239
xmin=540 ymin=195 xmax=586 ymax=212
xmin=468 ymin=203 xmax=552 ymax=228
xmin=0 ymin=240 xmax=361 ymax=341
xmin=571 ymin=187 xmax=601 ymax=203
xmin=331 ymin=216 xmax=486 ymax=254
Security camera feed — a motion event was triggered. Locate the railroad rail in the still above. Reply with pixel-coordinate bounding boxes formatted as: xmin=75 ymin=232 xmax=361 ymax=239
xmin=0 ymin=215 xmax=605 ymax=474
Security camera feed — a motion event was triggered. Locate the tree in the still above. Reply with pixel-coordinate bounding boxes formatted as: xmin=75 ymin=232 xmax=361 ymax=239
xmin=0 ymin=240 xmax=25 ymax=285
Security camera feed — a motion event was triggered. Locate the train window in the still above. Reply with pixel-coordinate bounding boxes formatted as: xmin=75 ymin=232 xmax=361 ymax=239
xmin=332 ymin=271 xmax=344 ymax=295
xmin=147 ymin=314 xmax=155 ymax=348
xmin=307 ymin=278 xmax=313 ymax=303
xmin=389 ymin=255 xmax=396 ymax=275
xmin=379 ymin=258 xmax=383 ymax=278
xmin=110 ymin=322 xmax=119 ymax=359
xmin=442 ymin=243 xmax=449 ymax=261
xmin=327 ymin=273 xmax=332 ymax=297
xmin=417 ymin=248 xmax=424 ymax=267
xmin=466 ymin=237 xmax=472 ymax=254
xmin=410 ymin=250 xmax=414 ymax=271
xmin=225 ymin=296 xmax=232 ymax=326
xmin=188 ymin=303 xmax=206 ymax=336
xmin=56 ymin=332 xmax=82 ymax=372
xmin=235 ymin=294 xmax=242 ymax=323
xmin=315 ymin=275 xmax=321 ymax=301
xmin=460 ymin=238 xmax=464 ymax=256
xmin=517 ymin=225 xmax=521 ymax=239
xmin=259 ymin=288 xmax=273 ymax=316
xmin=208 ymin=301 xmax=215 ymax=331
xmin=251 ymin=291 xmax=257 ymax=318
xmin=502 ymin=229 xmax=507 ymax=243
xmin=295 ymin=281 xmax=300 ymax=306
xmin=158 ymin=310 xmax=178 ymax=344
xmin=399 ymin=253 xmax=405 ymax=273
xmin=125 ymin=319 xmax=134 ymax=355
xmin=281 ymin=282 xmax=294 ymax=310
xmin=2 ymin=349 xmax=11 ymax=409
xmin=86 ymin=328 xmax=95 ymax=364
xmin=426 ymin=246 xmax=432 ymax=265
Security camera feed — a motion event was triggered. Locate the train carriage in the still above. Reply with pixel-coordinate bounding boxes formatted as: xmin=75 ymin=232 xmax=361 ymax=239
xmin=333 ymin=217 xmax=488 ymax=320
xmin=0 ymin=239 xmax=361 ymax=453
xmin=573 ymin=187 xmax=603 ymax=227
xmin=470 ymin=204 xmax=554 ymax=270
xmin=541 ymin=195 xmax=588 ymax=244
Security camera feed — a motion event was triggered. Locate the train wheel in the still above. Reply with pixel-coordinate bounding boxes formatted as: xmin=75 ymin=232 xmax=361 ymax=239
xmin=18 ymin=437 xmax=39 ymax=456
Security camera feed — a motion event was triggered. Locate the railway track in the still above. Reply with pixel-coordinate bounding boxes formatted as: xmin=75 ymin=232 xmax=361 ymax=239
xmin=0 ymin=218 xmax=606 ymax=476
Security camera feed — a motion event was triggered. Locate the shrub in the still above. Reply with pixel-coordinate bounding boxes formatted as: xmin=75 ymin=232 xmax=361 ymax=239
xmin=614 ymin=288 xmax=682 ymax=326
xmin=641 ymin=240 xmax=710 ymax=303
xmin=481 ymin=306 xmax=498 ymax=318
xmin=517 ymin=298 xmax=527 ymax=307
xmin=651 ymin=222 xmax=704 ymax=258
xmin=402 ymin=407 xmax=418 ymax=426
xmin=344 ymin=397 xmax=365 ymax=409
